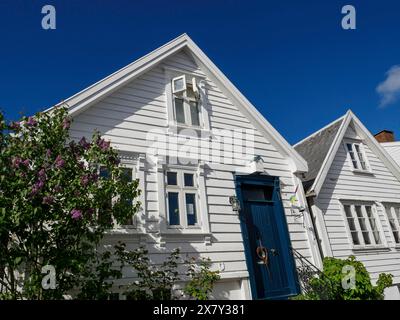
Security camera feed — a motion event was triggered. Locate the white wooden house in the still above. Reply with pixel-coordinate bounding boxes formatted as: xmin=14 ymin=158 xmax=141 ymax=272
xmin=382 ymin=142 xmax=400 ymax=167
xmin=50 ymin=34 xmax=323 ymax=300
xmin=294 ymin=110 xmax=400 ymax=299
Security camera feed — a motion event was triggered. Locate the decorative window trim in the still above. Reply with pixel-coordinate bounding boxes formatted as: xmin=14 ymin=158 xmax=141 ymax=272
xmin=340 ymin=200 xmax=387 ymax=250
xmin=382 ymin=202 xmax=400 ymax=248
xmin=164 ymin=67 xmax=210 ymax=132
xmin=343 ymin=140 xmax=373 ymax=174
xmin=102 ymin=153 xmax=146 ymax=233
xmin=157 ymin=160 xmax=211 ymax=242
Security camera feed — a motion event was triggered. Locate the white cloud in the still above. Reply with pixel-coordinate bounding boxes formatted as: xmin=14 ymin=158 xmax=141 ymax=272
xmin=377 ymin=65 xmax=400 ymax=107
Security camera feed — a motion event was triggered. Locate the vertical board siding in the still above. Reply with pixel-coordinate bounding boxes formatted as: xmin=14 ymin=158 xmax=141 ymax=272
xmin=69 ymin=49 xmax=312 ymax=285
xmin=317 ymin=127 xmax=400 ymax=283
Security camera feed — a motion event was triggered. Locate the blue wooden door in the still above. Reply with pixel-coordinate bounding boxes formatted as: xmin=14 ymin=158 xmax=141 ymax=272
xmin=236 ymin=175 xmax=299 ymax=300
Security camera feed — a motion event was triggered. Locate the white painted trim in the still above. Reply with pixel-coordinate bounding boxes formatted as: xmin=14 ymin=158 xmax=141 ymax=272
xmin=310 ymin=200 xmax=333 ymax=257
xmin=294 ymin=176 xmax=323 ymax=268
xmin=309 ymin=111 xmax=352 ymax=195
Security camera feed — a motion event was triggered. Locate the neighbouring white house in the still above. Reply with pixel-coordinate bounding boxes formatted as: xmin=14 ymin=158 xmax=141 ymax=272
xmin=382 ymin=142 xmax=400 ymax=166
xmin=377 ymin=130 xmax=400 ymax=167
xmin=46 ymin=34 xmax=324 ymax=300
xmin=294 ymin=110 xmax=400 ymax=300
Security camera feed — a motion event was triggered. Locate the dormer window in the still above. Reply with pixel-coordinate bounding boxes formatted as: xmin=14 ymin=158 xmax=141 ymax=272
xmin=345 ymin=141 xmax=370 ymax=172
xmin=171 ymin=75 xmax=201 ymax=127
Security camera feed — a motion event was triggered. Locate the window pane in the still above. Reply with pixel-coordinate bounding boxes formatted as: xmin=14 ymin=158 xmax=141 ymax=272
xmin=351 ymin=231 xmax=360 ymax=245
xmin=243 ymin=185 xmax=273 ymax=201
xmin=393 ymin=231 xmax=400 ymax=244
xmin=185 ymin=193 xmax=197 ymax=226
xmin=121 ymin=168 xmax=132 ymax=183
xmin=355 ymin=144 xmax=367 ymax=170
xmin=184 ymin=173 xmax=194 ymax=187
xmin=365 ymin=206 xmax=381 ymax=244
xmin=355 ymin=205 xmax=371 ymax=244
xmin=168 ymin=192 xmax=180 ymax=225
xmin=347 ymin=217 xmax=356 ymax=231
xmin=189 ymin=101 xmax=200 ymax=126
xmin=385 ymin=206 xmax=400 ymax=244
xmin=167 ymin=172 xmax=177 ymax=185
xmin=174 ymin=98 xmax=185 ymax=124
xmin=344 ymin=205 xmax=352 ymax=218
xmin=173 ymin=77 xmax=185 ymax=92
xmin=346 ymin=144 xmax=358 ymax=169
xmin=100 ymin=166 xmax=110 ymax=179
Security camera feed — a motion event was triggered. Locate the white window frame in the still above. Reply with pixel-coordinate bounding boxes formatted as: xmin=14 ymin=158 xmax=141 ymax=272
xmin=164 ymin=67 xmax=210 ymax=132
xmin=383 ymin=203 xmax=400 ymax=247
xmin=157 ymin=161 xmax=211 ymax=237
xmin=97 ymin=162 xmax=139 ymax=230
xmin=343 ymin=140 xmax=372 ymax=173
xmin=172 ymin=75 xmax=187 ymax=94
xmin=341 ymin=201 xmax=385 ymax=250
xmin=165 ymin=169 xmax=200 ymax=229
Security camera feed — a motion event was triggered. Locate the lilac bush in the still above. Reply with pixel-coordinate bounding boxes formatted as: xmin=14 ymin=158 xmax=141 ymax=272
xmin=0 ymin=106 xmax=141 ymax=299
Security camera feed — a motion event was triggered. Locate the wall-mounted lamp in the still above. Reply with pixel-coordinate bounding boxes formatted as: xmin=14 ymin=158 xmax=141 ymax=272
xmin=229 ymin=196 xmax=241 ymax=212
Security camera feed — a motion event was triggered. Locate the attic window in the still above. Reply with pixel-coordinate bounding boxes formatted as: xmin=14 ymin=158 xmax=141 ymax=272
xmin=345 ymin=142 xmax=370 ymax=172
xmin=172 ymin=75 xmax=186 ymax=93
xmin=171 ymin=75 xmax=201 ymax=127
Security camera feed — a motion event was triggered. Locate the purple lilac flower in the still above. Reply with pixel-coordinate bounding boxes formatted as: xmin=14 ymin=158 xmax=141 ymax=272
xmin=87 ymin=208 xmax=94 ymax=216
xmin=62 ymin=118 xmax=71 ymax=130
xmin=9 ymin=121 xmax=20 ymax=130
xmin=81 ymin=175 xmax=90 ymax=187
xmin=54 ymin=155 xmax=65 ymax=169
xmin=38 ymin=168 xmax=46 ymax=179
xmin=42 ymin=196 xmax=54 ymax=205
xmin=12 ymin=157 xmax=22 ymax=169
xmin=97 ymin=138 xmax=110 ymax=151
xmin=79 ymin=137 xmax=90 ymax=150
xmin=22 ymin=159 xmax=30 ymax=167
xmin=31 ymin=180 xmax=44 ymax=196
xmin=46 ymin=149 xmax=52 ymax=158
xmin=70 ymin=209 xmax=82 ymax=220
xmin=26 ymin=117 xmax=37 ymax=127
xmin=90 ymin=173 xmax=98 ymax=182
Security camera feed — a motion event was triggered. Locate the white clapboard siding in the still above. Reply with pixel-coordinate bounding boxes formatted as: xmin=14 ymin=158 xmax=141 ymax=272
xmin=70 ymin=49 xmax=312 ymax=282
xmin=317 ymin=126 xmax=400 ymax=284
xmin=382 ymin=143 xmax=400 ymax=167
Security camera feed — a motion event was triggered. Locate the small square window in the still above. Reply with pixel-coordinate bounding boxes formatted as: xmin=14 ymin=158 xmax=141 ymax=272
xmin=172 ymin=75 xmax=186 ymax=93
xmin=167 ymin=172 xmax=177 ymax=185
xmin=184 ymin=173 xmax=194 ymax=187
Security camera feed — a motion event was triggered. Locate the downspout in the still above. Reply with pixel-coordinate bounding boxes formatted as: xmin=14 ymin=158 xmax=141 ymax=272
xmin=306 ymin=196 xmax=325 ymax=262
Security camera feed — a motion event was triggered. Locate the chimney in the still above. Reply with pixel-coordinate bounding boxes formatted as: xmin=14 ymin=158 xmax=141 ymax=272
xmin=374 ymin=130 xmax=395 ymax=143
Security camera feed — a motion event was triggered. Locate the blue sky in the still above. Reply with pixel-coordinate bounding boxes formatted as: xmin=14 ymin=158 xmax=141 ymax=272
xmin=0 ymin=0 xmax=399 ymax=144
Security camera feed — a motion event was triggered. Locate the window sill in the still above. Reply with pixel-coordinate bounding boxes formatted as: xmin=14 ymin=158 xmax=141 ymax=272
xmin=352 ymin=245 xmax=390 ymax=253
xmin=352 ymin=169 xmax=374 ymax=176
xmin=160 ymin=230 xmax=212 ymax=245
xmin=168 ymin=124 xmax=211 ymax=138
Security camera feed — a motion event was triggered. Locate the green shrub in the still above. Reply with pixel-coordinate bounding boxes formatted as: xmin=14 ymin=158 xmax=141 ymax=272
xmin=293 ymin=255 xmax=393 ymax=300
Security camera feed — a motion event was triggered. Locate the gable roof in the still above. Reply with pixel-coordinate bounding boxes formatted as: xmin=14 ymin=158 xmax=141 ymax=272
xmin=294 ymin=110 xmax=400 ymax=196
xmin=46 ymin=33 xmax=308 ymax=173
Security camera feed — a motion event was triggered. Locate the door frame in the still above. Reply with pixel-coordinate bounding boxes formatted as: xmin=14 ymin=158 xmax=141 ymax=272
xmin=234 ymin=174 xmax=300 ymax=300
